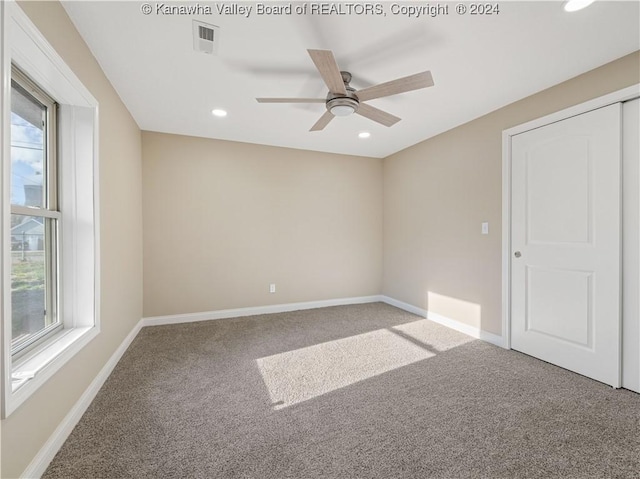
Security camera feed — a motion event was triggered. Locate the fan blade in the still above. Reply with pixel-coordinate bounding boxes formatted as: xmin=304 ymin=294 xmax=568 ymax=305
xmin=257 ymin=98 xmax=326 ymax=103
xmin=307 ymin=49 xmax=347 ymax=96
xmin=356 ymin=103 xmax=401 ymax=127
xmin=310 ymin=110 xmax=334 ymax=131
xmin=356 ymin=71 xmax=434 ymax=101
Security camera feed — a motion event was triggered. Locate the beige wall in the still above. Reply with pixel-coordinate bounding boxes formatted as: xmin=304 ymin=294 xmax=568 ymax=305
xmin=1 ymin=2 xmax=143 ymax=478
xmin=142 ymin=132 xmax=383 ymax=317
xmin=383 ymin=51 xmax=640 ymax=335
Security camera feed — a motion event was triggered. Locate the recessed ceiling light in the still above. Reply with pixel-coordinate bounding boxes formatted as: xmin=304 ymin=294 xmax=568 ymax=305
xmin=211 ymin=109 xmax=227 ymax=117
xmin=564 ymin=0 xmax=596 ymax=12
xmin=358 ymin=132 xmax=371 ymax=139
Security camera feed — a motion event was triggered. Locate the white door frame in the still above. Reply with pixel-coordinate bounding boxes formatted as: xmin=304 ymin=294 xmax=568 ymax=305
xmin=501 ymin=83 xmax=640 ymax=351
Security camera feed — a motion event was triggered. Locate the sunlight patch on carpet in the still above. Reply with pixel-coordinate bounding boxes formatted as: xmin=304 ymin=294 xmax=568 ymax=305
xmin=257 ymin=319 xmax=474 ymax=409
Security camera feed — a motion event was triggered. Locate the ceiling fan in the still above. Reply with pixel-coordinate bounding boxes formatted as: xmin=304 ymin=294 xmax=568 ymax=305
xmin=256 ymin=49 xmax=434 ymax=131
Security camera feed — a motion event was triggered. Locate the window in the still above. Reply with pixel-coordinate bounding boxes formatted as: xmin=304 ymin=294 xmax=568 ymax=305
xmin=2 ymin=3 xmax=100 ymax=417
xmin=10 ymin=67 xmax=61 ymax=358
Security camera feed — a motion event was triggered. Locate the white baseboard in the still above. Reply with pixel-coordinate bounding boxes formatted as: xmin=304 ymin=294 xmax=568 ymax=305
xmin=381 ymin=295 xmax=428 ymax=318
xmin=380 ymin=295 xmax=506 ymax=348
xmin=22 ymin=319 xmax=144 ymax=479
xmin=144 ymin=295 xmax=506 ymax=347
xmin=143 ymin=295 xmax=383 ymax=327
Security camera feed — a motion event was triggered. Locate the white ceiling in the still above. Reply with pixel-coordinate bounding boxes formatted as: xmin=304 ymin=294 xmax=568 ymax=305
xmin=62 ymin=1 xmax=640 ymax=158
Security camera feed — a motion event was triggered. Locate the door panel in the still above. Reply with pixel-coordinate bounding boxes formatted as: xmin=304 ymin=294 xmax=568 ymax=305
xmin=527 ymin=137 xmax=591 ymax=244
xmin=526 ymin=266 xmax=592 ymax=347
xmin=511 ymin=103 xmax=621 ymax=387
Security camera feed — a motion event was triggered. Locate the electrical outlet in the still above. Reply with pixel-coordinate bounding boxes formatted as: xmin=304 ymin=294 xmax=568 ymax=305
xmin=269 ymin=283 xmax=276 ymax=293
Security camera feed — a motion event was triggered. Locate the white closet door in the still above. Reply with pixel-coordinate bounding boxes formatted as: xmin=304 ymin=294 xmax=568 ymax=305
xmin=511 ymin=103 xmax=621 ymax=387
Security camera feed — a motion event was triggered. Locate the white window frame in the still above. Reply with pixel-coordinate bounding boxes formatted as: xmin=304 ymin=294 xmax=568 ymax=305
xmin=10 ymin=65 xmax=62 ymax=359
xmin=1 ymin=1 xmax=100 ymax=418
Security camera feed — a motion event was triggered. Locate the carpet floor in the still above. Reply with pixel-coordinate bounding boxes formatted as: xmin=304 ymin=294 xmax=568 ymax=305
xmin=43 ymin=303 xmax=640 ymax=478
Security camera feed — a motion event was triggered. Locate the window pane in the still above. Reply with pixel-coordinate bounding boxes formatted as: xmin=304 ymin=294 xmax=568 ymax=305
xmin=11 ymin=214 xmax=57 ymax=350
xmin=11 ymin=81 xmax=46 ymax=208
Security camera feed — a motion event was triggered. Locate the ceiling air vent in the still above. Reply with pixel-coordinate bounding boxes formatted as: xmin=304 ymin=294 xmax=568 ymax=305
xmin=192 ymin=20 xmax=220 ymax=55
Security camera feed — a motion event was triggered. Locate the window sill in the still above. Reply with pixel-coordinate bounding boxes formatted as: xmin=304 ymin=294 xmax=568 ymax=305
xmin=6 ymin=325 xmax=99 ymax=416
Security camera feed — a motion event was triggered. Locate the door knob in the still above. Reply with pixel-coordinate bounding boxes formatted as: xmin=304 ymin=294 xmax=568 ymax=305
xmin=514 ymin=251 xmax=521 ymax=258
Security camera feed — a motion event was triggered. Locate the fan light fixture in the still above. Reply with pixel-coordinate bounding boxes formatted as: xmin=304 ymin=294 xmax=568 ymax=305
xmin=327 ymin=96 xmax=359 ymax=117
xmin=331 ymin=104 xmax=356 ymax=116
xmin=358 ymin=132 xmax=371 ymax=139
xmin=564 ymin=0 xmax=595 ymax=12
xmin=212 ymin=109 xmax=227 ymax=117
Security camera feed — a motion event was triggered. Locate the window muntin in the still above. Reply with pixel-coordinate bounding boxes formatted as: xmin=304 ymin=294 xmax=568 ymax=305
xmin=10 ymin=67 xmax=61 ymax=357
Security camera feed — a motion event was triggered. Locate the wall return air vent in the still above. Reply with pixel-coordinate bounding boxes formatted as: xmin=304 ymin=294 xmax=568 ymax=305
xmin=192 ymin=20 xmax=220 ymax=54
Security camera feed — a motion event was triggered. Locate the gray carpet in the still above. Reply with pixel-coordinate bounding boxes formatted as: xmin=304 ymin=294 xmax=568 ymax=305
xmin=43 ymin=303 xmax=640 ymax=478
